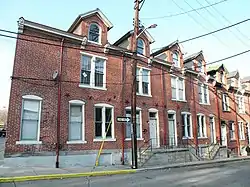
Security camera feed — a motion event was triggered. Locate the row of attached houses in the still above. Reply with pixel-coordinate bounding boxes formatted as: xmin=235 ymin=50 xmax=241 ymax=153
xmin=5 ymin=8 xmax=250 ymax=167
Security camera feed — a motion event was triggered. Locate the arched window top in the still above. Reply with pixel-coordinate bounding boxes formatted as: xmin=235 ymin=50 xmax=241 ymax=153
xmin=125 ymin=106 xmax=142 ymax=110
xmin=94 ymin=103 xmax=113 ymax=108
xmin=88 ymin=23 xmax=101 ymax=43
xmin=197 ymin=60 xmax=204 ymax=73
xmin=172 ymin=51 xmax=180 ymax=67
xmin=137 ymin=38 xmax=145 ymax=55
xmin=69 ymin=100 xmax=85 ymax=105
xmin=22 ymin=95 xmax=42 ymax=100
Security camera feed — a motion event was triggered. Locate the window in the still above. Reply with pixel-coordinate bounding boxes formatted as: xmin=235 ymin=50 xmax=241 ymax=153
xmin=198 ymin=83 xmax=209 ymax=104
xmin=136 ymin=67 xmax=151 ymax=96
xmin=222 ymin=93 xmax=230 ymax=111
xmin=181 ymin=113 xmax=193 ymax=138
xmin=197 ymin=114 xmax=207 ymax=138
xmin=172 ymin=52 xmax=180 ymax=67
xmin=88 ymin=23 xmax=100 ymax=43
xmin=171 ymin=76 xmax=185 ymax=101
xmin=238 ymin=122 xmax=245 ymax=140
xmin=94 ymin=104 xmax=114 ymax=140
xmin=20 ymin=95 xmax=42 ymax=142
xmin=229 ymin=121 xmax=235 ymax=140
xmin=197 ymin=60 xmax=204 ymax=73
xmin=237 ymin=95 xmax=245 ymax=113
xmin=220 ymin=72 xmax=224 ymax=84
xmin=80 ymin=53 xmax=106 ymax=89
xmin=68 ymin=100 xmax=85 ymax=143
xmin=137 ymin=39 xmax=145 ymax=55
xmin=125 ymin=108 xmax=142 ymax=139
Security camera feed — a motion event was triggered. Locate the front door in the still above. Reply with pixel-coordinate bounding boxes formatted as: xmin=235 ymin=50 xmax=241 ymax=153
xmin=168 ymin=114 xmax=176 ymax=146
xmin=209 ymin=116 xmax=216 ymax=144
xmin=221 ymin=125 xmax=227 ymax=146
xmin=149 ymin=112 xmax=158 ymax=148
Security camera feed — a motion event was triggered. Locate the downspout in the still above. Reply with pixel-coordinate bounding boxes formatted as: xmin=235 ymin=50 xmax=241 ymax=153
xmin=192 ymin=75 xmax=198 ymax=154
xmin=161 ymin=65 xmax=168 ymax=146
xmin=121 ymin=54 xmax=126 ymax=165
xmin=233 ymin=91 xmax=240 ymax=156
xmin=215 ymin=87 xmax=222 ymax=145
xmin=56 ymin=38 xmax=64 ymax=168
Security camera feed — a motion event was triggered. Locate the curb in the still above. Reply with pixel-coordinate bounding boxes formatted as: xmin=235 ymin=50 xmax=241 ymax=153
xmin=0 ymin=169 xmax=136 ymax=183
xmin=137 ymin=157 xmax=250 ymax=172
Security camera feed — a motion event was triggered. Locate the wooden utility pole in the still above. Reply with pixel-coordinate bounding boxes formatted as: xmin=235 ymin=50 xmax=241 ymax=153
xmin=131 ymin=0 xmax=140 ymax=169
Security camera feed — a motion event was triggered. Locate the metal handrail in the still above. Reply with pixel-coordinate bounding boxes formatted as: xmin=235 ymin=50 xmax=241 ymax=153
xmin=138 ymin=139 xmax=152 ymax=163
xmin=208 ymin=142 xmax=220 ymax=159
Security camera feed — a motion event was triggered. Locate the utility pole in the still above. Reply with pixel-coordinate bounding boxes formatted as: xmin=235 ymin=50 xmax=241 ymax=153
xmin=131 ymin=0 xmax=140 ymax=169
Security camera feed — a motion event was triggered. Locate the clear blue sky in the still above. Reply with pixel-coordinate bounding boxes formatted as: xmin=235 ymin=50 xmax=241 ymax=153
xmin=0 ymin=0 xmax=250 ymax=108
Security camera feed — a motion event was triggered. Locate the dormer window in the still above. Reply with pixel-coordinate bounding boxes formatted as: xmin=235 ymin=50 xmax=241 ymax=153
xmin=220 ymin=71 xmax=224 ymax=84
xmin=173 ymin=52 xmax=180 ymax=67
xmin=197 ymin=60 xmax=204 ymax=73
xmin=88 ymin=23 xmax=101 ymax=43
xmin=137 ymin=39 xmax=145 ymax=55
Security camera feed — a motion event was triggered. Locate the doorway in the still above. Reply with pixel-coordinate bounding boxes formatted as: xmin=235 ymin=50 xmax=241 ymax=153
xmin=221 ymin=122 xmax=227 ymax=146
xmin=168 ymin=112 xmax=177 ymax=147
xmin=209 ymin=116 xmax=216 ymax=144
xmin=149 ymin=111 xmax=159 ymax=148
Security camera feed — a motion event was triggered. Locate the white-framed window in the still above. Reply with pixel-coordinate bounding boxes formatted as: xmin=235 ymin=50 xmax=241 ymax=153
xmin=136 ymin=67 xmax=151 ymax=96
xmin=198 ymin=83 xmax=209 ymax=104
xmin=94 ymin=104 xmax=115 ymax=140
xmin=172 ymin=51 xmax=180 ymax=67
xmin=125 ymin=107 xmax=142 ymax=139
xmin=171 ymin=76 xmax=185 ymax=101
xmin=229 ymin=121 xmax=235 ymax=140
xmin=237 ymin=95 xmax=245 ymax=113
xmin=18 ymin=95 xmax=42 ymax=144
xmin=238 ymin=121 xmax=245 ymax=140
xmin=197 ymin=114 xmax=207 ymax=138
xmin=222 ymin=93 xmax=230 ymax=111
xmin=220 ymin=71 xmax=224 ymax=84
xmin=181 ymin=112 xmax=193 ymax=138
xmin=67 ymin=100 xmax=86 ymax=143
xmin=197 ymin=60 xmax=204 ymax=73
xmin=137 ymin=38 xmax=145 ymax=55
xmin=88 ymin=23 xmax=101 ymax=44
xmin=80 ymin=52 xmax=107 ymax=90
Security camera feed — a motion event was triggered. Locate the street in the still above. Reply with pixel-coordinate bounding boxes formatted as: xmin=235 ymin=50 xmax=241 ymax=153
xmin=1 ymin=160 xmax=250 ymax=187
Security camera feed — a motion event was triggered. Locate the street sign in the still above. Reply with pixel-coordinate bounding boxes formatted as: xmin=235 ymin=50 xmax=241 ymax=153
xmin=116 ymin=116 xmax=131 ymax=123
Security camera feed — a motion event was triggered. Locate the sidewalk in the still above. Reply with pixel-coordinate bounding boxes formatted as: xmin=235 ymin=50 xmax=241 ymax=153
xmin=0 ymin=157 xmax=250 ymax=183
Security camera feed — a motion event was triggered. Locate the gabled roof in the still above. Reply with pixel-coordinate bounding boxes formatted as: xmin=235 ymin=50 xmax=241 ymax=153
xmin=242 ymin=76 xmax=250 ymax=83
xmin=183 ymin=50 xmax=203 ymax=63
xmin=227 ymin=70 xmax=239 ymax=79
xmin=113 ymin=29 xmax=155 ymax=46
xmin=207 ymin=64 xmax=228 ymax=73
xmin=151 ymin=40 xmax=179 ymax=57
xmin=68 ymin=8 xmax=113 ymax=32
xmin=18 ymin=17 xmax=85 ymax=41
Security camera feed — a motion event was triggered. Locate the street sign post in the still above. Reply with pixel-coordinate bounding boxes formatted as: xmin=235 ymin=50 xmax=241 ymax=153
xmin=116 ymin=116 xmax=131 ymax=123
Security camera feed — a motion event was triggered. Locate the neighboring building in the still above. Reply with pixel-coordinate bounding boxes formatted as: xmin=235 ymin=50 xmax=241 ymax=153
xmin=5 ymin=8 xmax=250 ymax=167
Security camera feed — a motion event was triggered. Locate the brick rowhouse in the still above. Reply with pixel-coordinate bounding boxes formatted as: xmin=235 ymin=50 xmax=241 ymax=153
xmin=5 ymin=8 xmax=250 ymax=167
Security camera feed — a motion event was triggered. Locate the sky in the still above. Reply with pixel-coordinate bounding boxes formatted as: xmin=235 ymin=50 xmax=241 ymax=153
xmin=0 ymin=0 xmax=250 ymax=109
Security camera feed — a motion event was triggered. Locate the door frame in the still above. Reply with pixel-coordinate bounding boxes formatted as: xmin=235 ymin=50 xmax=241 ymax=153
xmin=221 ymin=123 xmax=227 ymax=146
xmin=209 ymin=115 xmax=216 ymax=144
xmin=168 ymin=110 xmax=178 ymax=146
xmin=148 ymin=108 xmax=160 ymax=148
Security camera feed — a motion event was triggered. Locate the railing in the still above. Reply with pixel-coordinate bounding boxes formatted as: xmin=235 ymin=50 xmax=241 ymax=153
xmin=208 ymin=142 xmax=220 ymax=159
xmin=138 ymin=139 xmax=152 ymax=166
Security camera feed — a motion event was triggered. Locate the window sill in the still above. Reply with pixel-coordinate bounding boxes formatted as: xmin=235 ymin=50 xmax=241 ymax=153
xmin=93 ymin=138 xmax=116 ymax=142
xmin=136 ymin=93 xmax=152 ymax=97
xmin=239 ymin=112 xmax=246 ymax=114
xmin=16 ymin=141 xmax=42 ymax=145
xmin=172 ymin=99 xmax=187 ymax=103
xmin=88 ymin=40 xmax=102 ymax=46
xmin=239 ymin=139 xmax=245 ymax=141
xmin=79 ymin=84 xmax=107 ymax=91
xmin=223 ymin=110 xmax=231 ymax=112
xmin=182 ymin=137 xmax=194 ymax=139
xmin=66 ymin=141 xmax=87 ymax=144
xmin=230 ymin=139 xmax=236 ymax=141
xmin=198 ymin=137 xmax=208 ymax=139
xmin=199 ymin=103 xmax=210 ymax=105
xmin=137 ymin=54 xmax=147 ymax=59
xmin=125 ymin=138 xmax=144 ymax=141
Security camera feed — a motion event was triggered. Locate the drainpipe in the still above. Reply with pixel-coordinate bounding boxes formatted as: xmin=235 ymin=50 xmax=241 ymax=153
xmin=56 ymin=38 xmax=64 ymax=168
xmin=215 ymin=87 xmax=222 ymax=145
xmin=233 ymin=91 xmax=240 ymax=156
xmin=192 ymin=75 xmax=198 ymax=154
xmin=161 ymin=65 xmax=168 ymax=146
xmin=121 ymin=54 xmax=126 ymax=165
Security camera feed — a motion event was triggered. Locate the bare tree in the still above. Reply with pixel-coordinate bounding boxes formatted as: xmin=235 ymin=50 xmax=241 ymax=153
xmin=0 ymin=109 xmax=7 ymax=125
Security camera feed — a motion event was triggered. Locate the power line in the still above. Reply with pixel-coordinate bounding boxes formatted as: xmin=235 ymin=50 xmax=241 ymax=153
xmin=204 ymin=0 xmax=250 ymax=41
xmin=141 ymin=0 xmax=228 ymax=20
xmin=179 ymin=0 xmax=229 ymax=48
xmin=195 ymin=0 xmax=250 ymax=48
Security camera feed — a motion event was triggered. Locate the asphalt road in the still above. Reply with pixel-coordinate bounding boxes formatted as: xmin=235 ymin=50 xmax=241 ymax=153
xmin=1 ymin=160 xmax=250 ymax=187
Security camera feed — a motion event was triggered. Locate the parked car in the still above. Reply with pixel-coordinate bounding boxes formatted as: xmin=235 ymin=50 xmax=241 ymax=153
xmin=0 ymin=129 xmax=6 ymax=137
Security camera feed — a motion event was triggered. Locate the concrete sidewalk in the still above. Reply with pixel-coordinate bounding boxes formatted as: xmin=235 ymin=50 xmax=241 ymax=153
xmin=0 ymin=156 xmax=250 ymax=183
